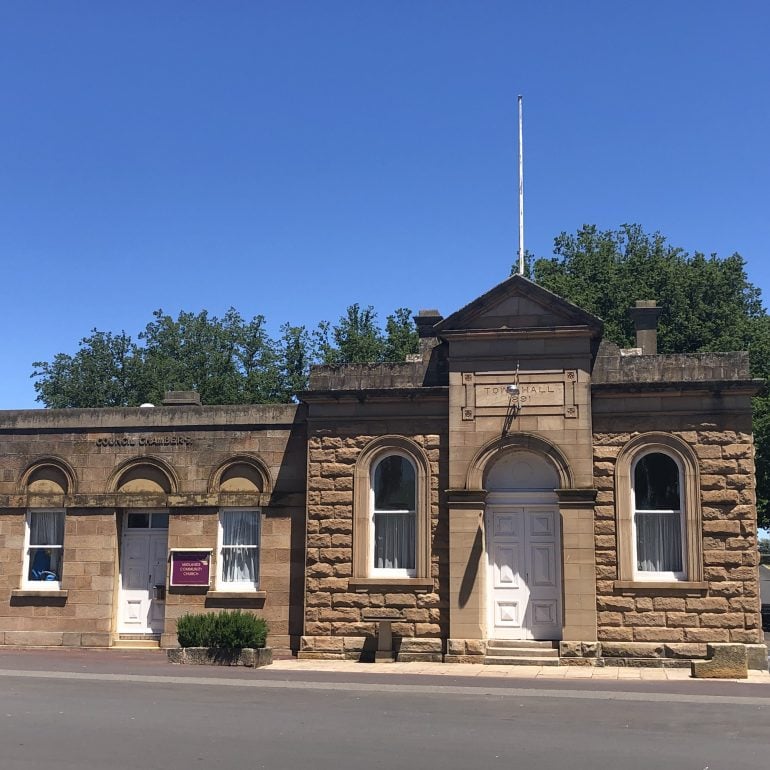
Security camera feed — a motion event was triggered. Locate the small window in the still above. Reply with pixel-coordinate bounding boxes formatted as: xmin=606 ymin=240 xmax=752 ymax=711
xmin=632 ymin=452 xmax=684 ymax=579
xmin=126 ymin=512 xmax=168 ymax=530
xmin=218 ymin=509 xmax=261 ymax=590
xmin=23 ymin=510 xmax=65 ymax=589
xmin=371 ymin=454 xmax=416 ymax=576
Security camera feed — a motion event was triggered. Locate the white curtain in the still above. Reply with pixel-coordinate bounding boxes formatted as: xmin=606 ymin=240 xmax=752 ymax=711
xmin=221 ymin=511 xmax=259 ymax=583
xmin=374 ymin=512 xmax=415 ymax=570
xmin=28 ymin=511 xmax=63 ymax=581
xmin=636 ymin=512 xmax=682 ymax=572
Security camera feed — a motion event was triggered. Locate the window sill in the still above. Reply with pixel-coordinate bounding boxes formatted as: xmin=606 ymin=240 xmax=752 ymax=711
xmin=11 ymin=589 xmax=68 ymax=601
xmin=348 ymin=578 xmax=434 ymax=591
xmin=205 ymin=591 xmax=267 ymax=600
xmin=614 ymin=580 xmax=708 ymax=592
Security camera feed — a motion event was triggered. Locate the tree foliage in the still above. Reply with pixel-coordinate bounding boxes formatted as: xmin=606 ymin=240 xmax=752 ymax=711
xmin=530 ymin=224 xmax=770 ymax=527
xmin=32 ymin=304 xmax=419 ymax=408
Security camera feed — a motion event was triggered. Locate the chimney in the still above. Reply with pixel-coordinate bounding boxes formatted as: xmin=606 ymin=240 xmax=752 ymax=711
xmin=162 ymin=390 xmax=201 ymax=406
xmin=413 ymin=309 xmax=443 ymax=360
xmin=629 ymin=300 xmax=662 ymax=355
xmin=414 ymin=309 xmax=443 ymax=337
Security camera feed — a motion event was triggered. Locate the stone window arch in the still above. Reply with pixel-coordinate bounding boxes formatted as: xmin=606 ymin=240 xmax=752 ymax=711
xmin=353 ymin=437 xmax=431 ymax=581
xmin=615 ymin=433 xmax=702 ymax=583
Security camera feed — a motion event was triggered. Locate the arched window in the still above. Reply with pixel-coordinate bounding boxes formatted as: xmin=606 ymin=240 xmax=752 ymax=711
xmin=351 ymin=436 xmax=432 ymax=586
xmin=615 ymin=433 xmax=703 ymax=586
xmin=632 ymin=452 xmax=684 ymax=578
xmin=371 ymin=454 xmax=416 ymax=576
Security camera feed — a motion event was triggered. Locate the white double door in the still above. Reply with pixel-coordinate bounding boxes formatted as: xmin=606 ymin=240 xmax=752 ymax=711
xmin=486 ymin=501 xmax=562 ymax=640
xmin=119 ymin=529 xmax=168 ymax=634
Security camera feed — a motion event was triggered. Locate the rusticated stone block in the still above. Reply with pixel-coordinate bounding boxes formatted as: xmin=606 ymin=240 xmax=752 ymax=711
xmin=597 ymin=596 xmax=636 ymax=612
xmin=664 ymin=643 xmax=707 ymax=659
xmin=634 ymin=627 xmax=684 ymax=642
xmin=746 ymin=644 xmax=768 ymax=670
xmin=599 ymin=627 xmax=634 ymax=641
xmin=700 ymin=613 xmax=744 ymax=628
xmin=653 ymin=597 xmax=685 ymax=612
xmin=384 ymin=593 xmax=418 ymax=607
xmin=447 ymin=639 xmax=465 ymax=655
xmin=465 ymin=639 xmax=486 ymax=656
xmin=692 ymin=643 xmax=747 ymax=679
xmin=601 ymin=642 xmax=664 ymax=658
xmin=703 ymin=520 xmax=741 ymax=535
xmin=686 ymin=596 xmax=729 ymax=612
xmin=597 ymin=611 xmax=622 ymax=626
xmin=623 ymin=611 xmax=666 ymax=627
xmin=684 ymin=628 xmax=729 ymax=642
xmin=398 ymin=638 xmax=442 ymax=654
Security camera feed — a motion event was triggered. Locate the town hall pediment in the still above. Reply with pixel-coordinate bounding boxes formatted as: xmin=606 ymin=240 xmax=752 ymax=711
xmin=434 ymin=274 xmax=603 ymax=335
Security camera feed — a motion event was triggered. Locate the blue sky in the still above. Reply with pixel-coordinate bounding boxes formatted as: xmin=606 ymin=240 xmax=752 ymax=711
xmin=1 ymin=1 xmax=768 ymax=409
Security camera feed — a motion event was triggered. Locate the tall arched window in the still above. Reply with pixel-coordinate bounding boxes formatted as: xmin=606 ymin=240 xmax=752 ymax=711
xmin=632 ymin=451 xmax=685 ymax=579
xmin=371 ymin=454 xmax=416 ymax=576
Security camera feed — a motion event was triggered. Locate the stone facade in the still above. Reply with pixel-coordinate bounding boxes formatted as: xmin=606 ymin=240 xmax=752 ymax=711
xmin=0 ymin=275 xmax=766 ymax=668
xmin=0 ymin=403 xmax=306 ymax=652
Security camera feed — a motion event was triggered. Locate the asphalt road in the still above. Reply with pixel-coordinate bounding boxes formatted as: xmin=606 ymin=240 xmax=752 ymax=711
xmin=1 ymin=664 xmax=769 ymax=770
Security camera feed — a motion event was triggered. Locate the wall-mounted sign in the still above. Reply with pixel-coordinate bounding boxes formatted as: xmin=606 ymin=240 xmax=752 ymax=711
xmin=170 ymin=549 xmax=212 ymax=587
xmin=95 ymin=435 xmax=194 ymax=448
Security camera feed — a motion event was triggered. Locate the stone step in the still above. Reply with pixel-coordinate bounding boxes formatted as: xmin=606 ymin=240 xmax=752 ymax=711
xmin=484 ymin=656 xmax=560 ymax=667
xmin=485 ymin=646 xmax=559 ymax=658
xmin=487 ymin=639 xmax=558 ymax=650
xmin=112 ymin=639 xmax=161 ymax=649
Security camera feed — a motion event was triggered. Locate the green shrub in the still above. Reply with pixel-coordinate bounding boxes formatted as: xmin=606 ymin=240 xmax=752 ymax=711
xmin=176 ymin=610 xmax=268 ymax=649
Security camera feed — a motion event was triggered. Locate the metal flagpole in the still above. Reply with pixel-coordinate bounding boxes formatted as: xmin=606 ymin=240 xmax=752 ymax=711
xmin=518 ymin=94 xmax=524 ymax=276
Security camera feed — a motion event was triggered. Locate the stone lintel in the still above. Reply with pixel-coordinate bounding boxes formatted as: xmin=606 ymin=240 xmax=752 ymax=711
xmin=446 ymin=488 xmax=488 ymax=507
xmin=555 ymin=488 xmax=597 ymax=507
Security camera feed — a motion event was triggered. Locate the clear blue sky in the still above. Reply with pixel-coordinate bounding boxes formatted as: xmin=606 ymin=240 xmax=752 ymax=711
xmin=1 ymin=1 xmax=768 ymax=409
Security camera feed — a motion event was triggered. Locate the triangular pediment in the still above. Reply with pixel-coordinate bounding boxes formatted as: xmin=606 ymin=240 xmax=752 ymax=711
xmin=434 ymin=274 xmax=603 ymax=335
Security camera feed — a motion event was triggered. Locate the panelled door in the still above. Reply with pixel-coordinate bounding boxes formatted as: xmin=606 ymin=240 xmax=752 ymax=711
xmin=486 ymin=503 xmax=562 ymax=640
xmin=119 ymin=512 xmax=169 ymax=634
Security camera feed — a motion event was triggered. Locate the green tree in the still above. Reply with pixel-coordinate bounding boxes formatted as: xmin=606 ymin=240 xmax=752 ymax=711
xmin=32 ymin=330 xmax=144 ymax=408
xmin=384 ymin=307 xmax=420 ymax=361
xmin=315 ymin=304 xmax=419 ymax=365
xmin=530 ymin=224 xmax=770 ymax=527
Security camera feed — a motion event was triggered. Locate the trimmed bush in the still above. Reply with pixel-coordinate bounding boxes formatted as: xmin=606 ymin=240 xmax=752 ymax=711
xmin=176 ymin=610 xmax=268 ymax=649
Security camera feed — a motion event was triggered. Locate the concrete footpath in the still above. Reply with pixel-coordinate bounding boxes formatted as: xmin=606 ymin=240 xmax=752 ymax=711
xmin=0 ymin=647 xmax=768 ymax=698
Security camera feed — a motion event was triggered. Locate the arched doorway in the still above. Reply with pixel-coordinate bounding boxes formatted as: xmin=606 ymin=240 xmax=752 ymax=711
xmin=484 ymin=450 xmax=562 ymax=641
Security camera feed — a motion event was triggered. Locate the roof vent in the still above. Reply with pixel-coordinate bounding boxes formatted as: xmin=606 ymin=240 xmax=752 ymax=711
xmin=161 ymin=391 xmax=202 ymax=406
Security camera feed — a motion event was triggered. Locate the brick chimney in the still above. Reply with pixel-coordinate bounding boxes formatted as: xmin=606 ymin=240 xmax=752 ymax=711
xmin=629 ymin=300 xmax=662 ymax=355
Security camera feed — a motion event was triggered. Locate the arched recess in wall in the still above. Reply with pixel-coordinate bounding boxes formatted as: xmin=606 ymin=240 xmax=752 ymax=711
xmin=19 ymin=457 xmax=77 ymax=495
xmin=108 ymin=456 xmax=179 ymax=495
xmin=208 ymin=455 xmax=272 ymax=495
xmin=465 ymin=433 xmax=574 ymax=492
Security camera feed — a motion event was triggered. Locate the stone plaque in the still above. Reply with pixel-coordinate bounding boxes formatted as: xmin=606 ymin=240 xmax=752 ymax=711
xmin=475 ymin=382 xmax=564 ymax=408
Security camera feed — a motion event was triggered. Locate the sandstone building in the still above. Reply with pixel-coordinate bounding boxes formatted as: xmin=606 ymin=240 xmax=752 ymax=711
xmin=0 ymin=276 xmax=766 ymax=667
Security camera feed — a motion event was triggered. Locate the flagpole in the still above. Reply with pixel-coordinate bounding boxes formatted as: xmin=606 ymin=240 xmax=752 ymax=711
xmin=518 ymin=94 xmax=524 ymax=276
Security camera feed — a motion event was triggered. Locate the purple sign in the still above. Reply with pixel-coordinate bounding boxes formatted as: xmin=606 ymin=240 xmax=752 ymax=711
xmin=170 ymin=551 xmax=211 ymax=587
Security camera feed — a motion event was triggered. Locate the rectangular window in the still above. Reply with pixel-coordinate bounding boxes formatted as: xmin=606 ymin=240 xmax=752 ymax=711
xmin=24 ymin=510 xmax=65 ymax=589
xmin=218 ymin=509 xmax=260 ymax=590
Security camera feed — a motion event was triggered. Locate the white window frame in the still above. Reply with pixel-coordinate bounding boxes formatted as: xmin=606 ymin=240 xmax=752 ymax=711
xmin=369 ymin=452 xmax=417 ymax=579
xmin=631 ymin=450 xmax=686 ymax=581
xmin=22 ymin=509 xmax=65 ymax=590
xmin=217 ymin=508 xmax=261 ymax=591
